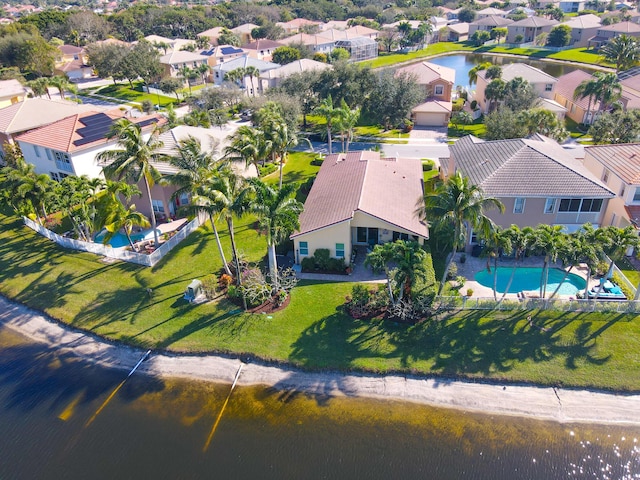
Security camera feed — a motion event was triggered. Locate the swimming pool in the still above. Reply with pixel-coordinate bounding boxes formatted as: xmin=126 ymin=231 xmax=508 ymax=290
xmin=474 ymin=267 xmax=587 ymax=296
xmin=94 ymin=228 xmax=160 ymax=249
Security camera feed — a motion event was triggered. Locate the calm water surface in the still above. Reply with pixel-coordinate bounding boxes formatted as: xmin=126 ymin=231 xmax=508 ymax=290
xmin=1 ymin=326 xmax=640 ymax=479
xmin=426 ymin=53 xmax=597 ymax=90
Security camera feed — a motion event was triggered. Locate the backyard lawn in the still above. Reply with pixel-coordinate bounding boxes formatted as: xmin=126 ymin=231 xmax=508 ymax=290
xmin=92 ymin=81 xmax=178 ymax=107
xmin=2 ymin=204 xmax=640 ymax=391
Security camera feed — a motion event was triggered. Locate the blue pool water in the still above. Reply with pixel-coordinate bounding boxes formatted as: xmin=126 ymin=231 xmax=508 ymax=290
xmin=474 ymin=267 xmax=587 ymax=296
xmin=94 ymin=228 xmax=160 ymax=248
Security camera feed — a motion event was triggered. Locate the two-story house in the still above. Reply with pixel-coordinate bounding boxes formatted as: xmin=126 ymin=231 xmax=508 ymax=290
xmin=583 ymin=144 xmax=640 ymax=231
xmin=212 ymin=55 xmax=280 ymax=95
xmin=443 ymin=135 xmax=614 ymax=245
xmin=506 ymin=16 xmax=558 ymax=43
xmin=588 ymin=21 xmax=640 ymax=48
xmin=159 ymin=50 xmax=210 ymax=85
xmin=559 ymin=14 xmax=601 ymax=47
xmin=395 ymin=61 xmax=455 ymax=126
xmin=242 ymin=39 xmax=284 ymax=62
xmin=469 ymin=16 xmax=514 ymax=36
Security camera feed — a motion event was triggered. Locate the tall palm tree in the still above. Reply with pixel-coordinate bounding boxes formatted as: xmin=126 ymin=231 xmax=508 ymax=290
xmin=594 ymin=72 xmax=622 ymax=112
xmin=365 ymin=242 xmax=397 ymax=305
xmin=499 ymin=225 xmax=534 ymax=302
xmin=197 ymin=63 xmax=210 ymax=85
xmin=485 ymin=78 xmax=506 ymax=112
xmin=391 ymin=240 xmax=429 ymax=302
xmin=468 ymin=61 xmax=492 ymax=86
xmin=96 ymin=119 xmax=168 ymax=246
xmin=548 ymin=234 xmax=584 ymax=300
xmin=103 ymin=204 xmax=150 ymax=251
xmin=27 ymin=77 xmax=51 ymax=99
xmin=264 ymin=120 xmax=299 ymax=189
xmin=531 ymin=224 xmax=565 ymax=298
xmin=336 ymin=99 xmax=360 ymax=152
xmin=417 ymin=171 xmax=504 ymax=295
xmin=179 ymin=66 xmax=194 ymax=95
xmin=248 ymin=178 xmax=303 ymax=290
xmin=576 ymin=223 xmax=607 ymax=301
xmin=314 ymin=94 xmax=338 ymax=155
xmin=49 ymin=75 xmax=74 ymax=101
xmin=224 ymin=125 xmax=271 ymax=177
xmin=165 ymin=136 xmax=232 ymax=276
xmin=601 ymin=225 xmax=639 ymax=278
xmin=483 ymin=227 xmax=512 ymax=300
xmin=601 ymin=34 xmax=640 ymax=72
xmin=574 ymin=76 xmax=600 ymax=125
xmin=244 ymin=65 xmax=260 ymax=97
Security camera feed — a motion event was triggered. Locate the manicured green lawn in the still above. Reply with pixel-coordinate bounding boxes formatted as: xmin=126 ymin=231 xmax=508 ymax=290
xmin=2 ymin=206 xmax=640 ymax=390
xmin=362 ymin=42 xmax=476 ymax=69
xmin=616 ymin=256 xmax=640 ymax=287
xmin=354 ymin=125 xmax=409 ymax=139
xmin=262 ymin=151 xmax=320 ymax=187
xmin=448 ymin=119 xmax=486 ymax=138
xmin=93 ymin=82 xmax=178 ymax=107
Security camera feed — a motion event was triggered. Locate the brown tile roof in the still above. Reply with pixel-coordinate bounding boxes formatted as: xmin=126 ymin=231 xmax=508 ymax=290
xmin=396 ymin=61 xmax=455 ymax=85
xmin=15 ymin=111 xmax=165 ymax=153
xmin=471 ymin=15 xmax=514 ymax=26
xmin=584 ymin=143 xmax=640 ymax=185
xmin=624 ymin=205 xmax=640 ymax=226
xmin=450 ymin=135 xmax=614 ymax=198
xmin=242 ymin=39 xmax=284 ymax=50
xmin=598 ymin=21 xmax=640 ymax=33
xmin=292 ymin=151 xmax=429 ymax=239
xmin=508 ymin=16 xmax=558 ymax=27
xmin=554 ymin=70 xmax=602 ymax=111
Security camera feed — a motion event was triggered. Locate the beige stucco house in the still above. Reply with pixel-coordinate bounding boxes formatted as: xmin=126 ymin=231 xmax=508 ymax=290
xmin=444 ymin=135 xmax=615 ymax=244
xmin=560 ymin=14 xmax=601 ymax=48
xmin=506 ymin=16 xmax=558 ymax=43
xmin=291 ymin=151 xmax=429 ymax=264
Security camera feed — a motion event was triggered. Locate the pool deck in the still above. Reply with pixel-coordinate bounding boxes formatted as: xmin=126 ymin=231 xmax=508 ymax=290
xmin=455 ymin=253 xmax=595 ymax=299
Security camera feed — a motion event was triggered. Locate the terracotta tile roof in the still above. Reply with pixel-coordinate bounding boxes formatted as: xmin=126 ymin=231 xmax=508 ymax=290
xmin=241 ymin=39 xmax=284 ymax=50
xmin=396 ymin=61 xmax=455 ymax=85
xmin=624 ymin=205 xmax=640 ymax=226
xmin=59 ymin=44 xmax=85 ymax=55
xmin=479 ymin=62 xmax=557 ymax=84
xmin=584 ymin=143 xmax=640 ymax=185
xmin=554 ymin=70 xmax=603 ymax=110
xmin=280 ymin=33 xmax=334 ymax=46
xmin=292 ymin=151 xmax=429 ymax=239
xmin=15 ymin=111 xmax=165 ymax=153
xmin=57 ymin=59 xmax=91 ymax=73
xmin=450 ymin=135 xmax=614 ymax=198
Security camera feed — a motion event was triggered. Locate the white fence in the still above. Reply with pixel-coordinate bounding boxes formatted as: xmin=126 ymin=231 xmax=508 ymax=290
xmin=23 ymin=216 xmax=202 ymax=267
xmin=435 ymin=296 xmax=640 ymax=314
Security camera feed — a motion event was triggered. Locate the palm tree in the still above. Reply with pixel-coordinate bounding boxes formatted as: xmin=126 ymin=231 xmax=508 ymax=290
xmin=364 ymin=242 xmax=397 ymax=305
xmin=601 ymin=225 xmax=639 ymax=278
xmin=48 ymin=75 xmax=75 ymax=101
xmin=391 ymin=240 xmax=429 ymax=302
xmin=244 ymin=66 xmax=260 ymax=97
xmin=548 ymin=234 xmax=584 ymax=300
xmin=197 ymin=63 xmax=210 ymax=85
xmin=468 ymin=61 xmax=492 ymax=86
xmin=314 ymin=95 xmax=338 ymax=155
xmin=594 ymin=72 xmax=622 ymax=112
xmin=336 ymin=99 xmax=360 ymax=152
xmin=179 ymin=66 xmax=194 ymax=95
xmin=224 ymin=125 xmax=271 ymax=177
xmin=483 ymin=227 xmax=512 ymax=300
xmin=417 ymin=171 xmax=504 ymax=295
xmin=248 ymin=178 xmax=303 ymax=290
xmin=574 ymin=76 xmax=600 ymax=125
xmin=165 ymin=136 xmax=232 ymax=276
xmin=27 ymin=77 xmax=51 ymax=99
xmin=96 ymin=119 xmax=168 ymax=246
xmin=499 ymin=225 xmax=534 ymax=302
xmin=576 ymin=223 xmax=607 ymax=301
xmin=531 ymin=224 xmax=565 ymax=298
xmin=485 ymin=78 xmax=506 ymax=112
xmin=0 ymin=159 xmax=54 ymax=223
xmin=103 ymin=204 xmax=150 ymax=251
xmin=601 ymin=34 xmax=640 ymax=72
xmin=264 ymin=120 xmax=299 ymax=189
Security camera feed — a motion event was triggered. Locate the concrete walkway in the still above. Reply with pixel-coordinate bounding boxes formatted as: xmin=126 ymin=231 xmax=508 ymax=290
xmin=2 ymin=294 xmax=640 ymax=425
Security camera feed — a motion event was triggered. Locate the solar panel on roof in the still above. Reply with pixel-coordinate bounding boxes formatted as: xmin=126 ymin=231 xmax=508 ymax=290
xmin=135 ymin=118 xmax=158 ymax=128
xmin=220 ymin=46 xmax=243 ymax=55
xmin=79 ymin=113 xmax=111 ymax=127
xmin=73 ymin=113 xmax=115 ymax=147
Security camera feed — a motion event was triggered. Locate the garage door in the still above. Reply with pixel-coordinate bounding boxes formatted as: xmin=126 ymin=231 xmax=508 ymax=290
xmin=414 ymin=112 xmax=448 ymax=127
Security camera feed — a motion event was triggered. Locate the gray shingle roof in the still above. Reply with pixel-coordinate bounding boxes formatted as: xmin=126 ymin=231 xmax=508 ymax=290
xmin=292 ymin=151 xmax=429 ymax=238
xmin=584 ymin=143 xmax=640 ymax=185
xmin=450 ymin=135 xmax=614 ymax=198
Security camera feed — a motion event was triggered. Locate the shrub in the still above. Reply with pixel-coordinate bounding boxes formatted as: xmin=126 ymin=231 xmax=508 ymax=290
xmin=328 ymin=257 xmax=345 ymax=272
xmin=219 ymin=274 xmax=233 ymax=288
xmin=258 ymin=163 xmax=278 ymax=176
xmin=612 ymin=273 xmax=633 ymax=299
xmin=201 ymin=274 xmax=218 ymax=300
xmin=421 ymin=159 xmax=435 ymax=171
xmin=313 ymin=248 xmax=331 ymax=270
xmin=240 ymin=268 xmax=272 ymax=307
xmin=466 ymin=288 xmax=474 ymax=297
xmin=310 ymin=155 xmax=324 ymax=166
xmin=447 ymin=261 xmax=458 ymax=280
xmin=301 ymin=257 xmax=315 ymax=272
xmin=470 ymin=100 xmax=478 ymax=110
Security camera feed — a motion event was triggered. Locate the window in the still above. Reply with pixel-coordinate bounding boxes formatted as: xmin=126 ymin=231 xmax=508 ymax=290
xmin=545 ymin=83 xmax=553 ymax=92
xmin=601 ymin=169 xmax=610 ymax=184
xmin=434 ymin=84 xmax=444 ymax=96
xmin=393 ymin=231 xmax=409 ymax=241
xmin=34 ymin=145 xmax=41 ymax=157
xmin=357 ymin=227 xmax=367 ymax=243
xmin=335 ymin=243 xmax=345 ymax=258
xmin=45 ymin=149 xmax=52 ymax=161
xmin=299 ymin=241 xmax=308 ymax=255
xmin=620 ymin=185 xmax=626 ymax=198
xmin=634 ymin=187 xmax=640 ymax=202
xmin=544 ymin=198 xmax=556 ymax=214
xmin=513 ymin=197 xmax=526 ymax=214
xmin=49 ymin=172 xmax=68 ymax=182
xmin=179 ymin=192 xmax=189 ymax=205
xmin=152 ymin=199 xmax=165 ymax=213
xmin=558 ymin=198 xmax=604 ymax=212
xmin=54 ymin=151 xmax=73 ymax=172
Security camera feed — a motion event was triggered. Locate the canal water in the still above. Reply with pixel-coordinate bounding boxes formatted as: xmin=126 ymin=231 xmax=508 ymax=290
xmin=1 ymin=325 xmax=640 ymax=479
xmin=426 ymin=53 xmax=597 ymax=90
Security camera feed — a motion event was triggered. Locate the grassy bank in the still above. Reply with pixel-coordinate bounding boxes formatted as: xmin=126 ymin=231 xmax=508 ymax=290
xmin=2 ymin=204 xmax=640 ymax=391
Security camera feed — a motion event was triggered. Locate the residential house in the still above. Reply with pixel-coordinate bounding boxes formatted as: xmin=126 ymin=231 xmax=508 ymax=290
xmin=475 ymin=63 xmax=558 ymax=113
xmin=476 ymin=7 xmax=508 ymax=18
xmin=159 ymin=50 xmax=209 ymax=84
xmin=440 ymin=7 xmax=461 ymax=22
xmin=396 ymin=61 xmax=455 ymax=126
xmin=291 ymin=151 xmax=429 ymax=264
xmin=276 ymin=18 xmax=321 ymax=35
xmin=560 ymin=14 xmax=601 ymax=47
xmin=344 ymin=25 xmax=379 ymax=39
xmin=583 ymin=144 xmax=640 ymax=231
xmin=559 ymin=0 xmax=587 ymax=12
xmin=231 ymin=23 xmax=259 ymax=45
xmin=430 ymin=16 xmax=449 ymax=31
xmin=57 ymin=45 xmax=87 ymax=64
xmin=54 ymin=59 xmax=94 ymax=82
xmin=242 ymin=39 xmax=284 ymax=62
xmin=259 ymin=59 xmax=331 ymax=90
xmin=0 ymin=98 xmax=95 ymax=153
xmin=506 ymin=16 xmax=558 ymax=43
xmin=469 ymin=16 xmax=514 ymax=36
xmin=588 ymin=21 xmax=640 ymax=48
xmin=444 ymin=135 xmax=615 ymax=242
xmin=438 ymin=22 xmax=470 ymax=42
xmin=319 ymin=20 xmax=350 ymax=31
xmin=144 ymin=35 xmax=177 ymax=50
xmin=197 ymin=26 xmax=225 ymax=46
xmin=201 ymin=45 xmax=248 ymax=67
xmin=618 ymin=67 xmax=640 ymax=111
xmin=279 ymin=33 xmax=335 ymax=54
xmin=212 ymin=56 xmax=280 ymax=95
xmin=0 ymin=79 xmax=27 ymax=108
xmin=15 ymin=110 xmax=169 ymax=218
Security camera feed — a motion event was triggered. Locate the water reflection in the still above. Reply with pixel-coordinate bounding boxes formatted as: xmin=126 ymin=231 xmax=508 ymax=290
xmin=0 ymin=327 xmax=639 ymax=479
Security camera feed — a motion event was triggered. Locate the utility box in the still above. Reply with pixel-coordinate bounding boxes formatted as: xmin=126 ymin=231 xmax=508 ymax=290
xmin=184 ymin=279 xmax=203 ymax=303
